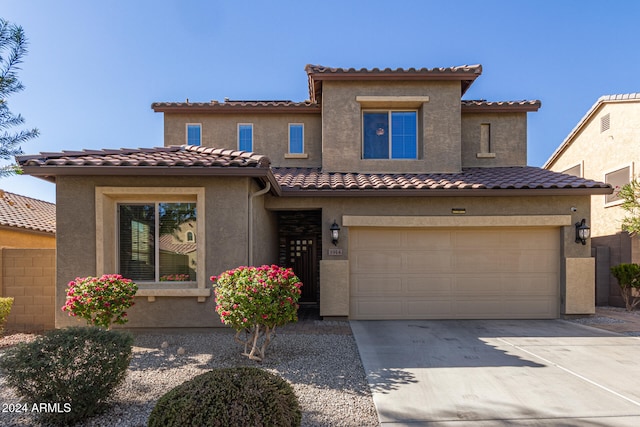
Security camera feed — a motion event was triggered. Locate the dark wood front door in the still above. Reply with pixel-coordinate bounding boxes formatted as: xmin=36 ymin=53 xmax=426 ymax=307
xmin=287 ymin=236 xmax=317 ymax=303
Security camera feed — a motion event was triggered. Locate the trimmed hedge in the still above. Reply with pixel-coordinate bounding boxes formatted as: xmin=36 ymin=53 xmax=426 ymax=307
xmin=0 ymin=326 xmax=133 ymax=425
xmin=148 ymin=367 xmax=301 ymax=427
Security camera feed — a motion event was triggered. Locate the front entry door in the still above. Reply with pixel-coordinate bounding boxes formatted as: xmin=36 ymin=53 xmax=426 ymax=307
xmin=287 ymin=236 xmax=317 ymax=303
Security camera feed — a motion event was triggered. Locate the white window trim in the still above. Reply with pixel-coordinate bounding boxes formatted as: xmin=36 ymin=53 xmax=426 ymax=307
xmin=237 ymin=123 xmax=253 ymax=151
xmin=288 ymin=123 xmax=305 ymax=155
xmin=186 ymin=123 xmax=202 ymax=146
xmin=604 ymin=163 xmax=634 ymax=208
xmin=96 ymin=187 xmax=209 ymax=302
xmin=361 ymin=109 xmax=419 ymax=160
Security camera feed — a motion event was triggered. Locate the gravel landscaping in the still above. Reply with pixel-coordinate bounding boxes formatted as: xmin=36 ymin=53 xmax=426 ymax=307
xmin=0 ymin=325 xmax=379 ymax=426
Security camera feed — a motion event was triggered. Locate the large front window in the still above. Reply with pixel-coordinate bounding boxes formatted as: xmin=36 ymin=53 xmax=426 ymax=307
xmin=119 ymin=202 xmax=197 ymax=282
xmin=363 ymin=111 xmax=417 ymax=159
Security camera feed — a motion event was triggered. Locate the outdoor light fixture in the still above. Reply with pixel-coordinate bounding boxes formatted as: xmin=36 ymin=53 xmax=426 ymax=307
xmin=330 ymin=220 xmax=341 ymax=246
xmin=575 ymin=218 xmax=590 ymax=245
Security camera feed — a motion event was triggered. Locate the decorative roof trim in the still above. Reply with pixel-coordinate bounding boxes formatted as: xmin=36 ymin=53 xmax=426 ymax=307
xmin=544 ymin=93 xmax=640 ymax=168
xmin=462 ymin=100 xmax=541 ymax=113
xmin=152 ymin=100 xmax=320 ymax=114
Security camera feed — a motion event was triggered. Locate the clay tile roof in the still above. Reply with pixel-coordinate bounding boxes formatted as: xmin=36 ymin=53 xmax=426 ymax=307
xmin=461 ymin=99 xmax=542 ymax=112
xmin=305 ymin=64 xmax=482 ymax=77
xmin=272 ymin=166 xmax=612 ymax=195
xmin=152 ymin=100 xmax=320 ymax=113
xmin=18 ymin=145 xmax=271 ymax=169
xmin=159 ymin=234 xmax=196 ymax=255
xmin=0 ymin=190 xmax=55 ymax=234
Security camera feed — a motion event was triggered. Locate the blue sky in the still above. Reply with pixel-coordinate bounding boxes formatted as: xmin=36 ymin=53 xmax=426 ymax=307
xmin=2 ymin=0 xmax=639 ymax=203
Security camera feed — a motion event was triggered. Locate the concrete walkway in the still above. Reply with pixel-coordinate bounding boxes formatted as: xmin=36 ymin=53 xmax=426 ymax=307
xmin=351 ymin=319 xmax=640 ymax=426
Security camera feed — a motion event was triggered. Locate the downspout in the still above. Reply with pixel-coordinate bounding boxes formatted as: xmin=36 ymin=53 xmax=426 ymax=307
xmin=248 ymin=181 xmax=271 ymax=266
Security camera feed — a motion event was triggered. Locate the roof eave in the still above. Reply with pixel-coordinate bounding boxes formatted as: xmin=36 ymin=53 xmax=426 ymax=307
xmin=462 ymin=103 xmax=541 ymax=113
xmin=151 ymin=104 xmax=321 ymax=114
xmin=277 ymin=187 xmax=613 ymax=197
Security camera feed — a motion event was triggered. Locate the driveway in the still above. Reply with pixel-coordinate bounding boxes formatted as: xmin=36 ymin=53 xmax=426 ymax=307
xmin=351 ymin=319 xmax=640 ymax=426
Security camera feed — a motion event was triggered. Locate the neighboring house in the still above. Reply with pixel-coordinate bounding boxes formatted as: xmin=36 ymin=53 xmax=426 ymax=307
xmin=544 ymin=93 xmax=640 ymax=307
xmin=0 ymin=190 xmax=56 ymax=331
xmin=18 ymin=64 xmax=612 ymax=328
xmin=0 ymin=190 xmax=55 ymax=248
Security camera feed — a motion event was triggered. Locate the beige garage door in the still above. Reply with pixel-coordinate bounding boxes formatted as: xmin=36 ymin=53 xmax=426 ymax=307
xmin=349 ymin=227 xmax=560 ymax=320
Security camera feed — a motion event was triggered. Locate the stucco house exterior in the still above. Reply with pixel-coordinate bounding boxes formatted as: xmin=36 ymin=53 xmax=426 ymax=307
xmin=544 ymin=93 xmax=640 ymax=307
xmin=18 ymin=64 xmax=611 ymax=328
xmin=0 ymin=190 xmax=55 ymax=249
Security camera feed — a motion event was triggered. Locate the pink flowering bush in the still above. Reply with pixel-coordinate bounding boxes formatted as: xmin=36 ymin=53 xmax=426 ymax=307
xmin=212 ymin=265 xmax=302 ymax=361
xmin=62 ymin=274 xmax=138 ymax=329
xmin=160 ymin=274 xmax=190 ymax=282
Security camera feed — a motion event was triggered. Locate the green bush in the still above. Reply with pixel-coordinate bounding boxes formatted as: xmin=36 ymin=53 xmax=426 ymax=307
xmin=611 ymin=263 xmax=640 ymax=311
xmin=0 ymin=326 xmax=133 ymax=425
xmin=0 ymin=297 xmax=13 ymax=335
xmin=148 ymin=367 xmax=301 ymax=427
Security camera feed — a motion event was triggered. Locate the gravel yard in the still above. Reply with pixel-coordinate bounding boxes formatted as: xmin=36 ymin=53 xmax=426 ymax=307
xmin=0 ymin=324 xmax=379 ymax=427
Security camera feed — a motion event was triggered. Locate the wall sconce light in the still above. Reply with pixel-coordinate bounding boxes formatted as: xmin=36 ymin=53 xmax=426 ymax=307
xmin=330 ymin=220 xmax=341 ymax=246
xmin=575 ymin=218 xmax=590 ymax=245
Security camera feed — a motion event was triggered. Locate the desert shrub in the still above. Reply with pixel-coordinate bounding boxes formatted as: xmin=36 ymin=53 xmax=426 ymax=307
xmin=148 ymin=367 xmax=301 ymax=427
xmin=62 ymin=274 xmax=137 ymax=328
xmin=0 ymin=296 xmax=13 ymax=335
xmin=0 ymin=326 xmax=133 ymax=425
xmin=611 ymin=263 xmax=640 ymax=311
xmin=213 ymin=265 xmax=302 ymax=361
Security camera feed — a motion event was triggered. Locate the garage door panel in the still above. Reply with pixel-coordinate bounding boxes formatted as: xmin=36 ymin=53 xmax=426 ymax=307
xmin=350 ymin=227 xmax=560 ymax=320
xmin=352 ymin=252 xmax=403 ymax=273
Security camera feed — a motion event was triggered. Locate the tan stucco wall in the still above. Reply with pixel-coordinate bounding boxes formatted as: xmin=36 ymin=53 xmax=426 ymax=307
xmin=320 ymin=80 xmax=463 ymax=173
xmin=163 ymin=113 xmax=322 ymax=168
xmin=547 ymin=101 xmax=640 ymax=237
xmin=1 ymin=248 xmax=55 ymax=331
xmin=461 ymin=112 xmax=528 ymax=167
xmin=0 ymin=228 xmax=55 ymax=249
xmin=55 ymin=175 xmax=278 ymax=328
xmin=564 ymin=257 xmax=596 ymax=314
xmin=266 ymin=193 xmax=594 ymax=316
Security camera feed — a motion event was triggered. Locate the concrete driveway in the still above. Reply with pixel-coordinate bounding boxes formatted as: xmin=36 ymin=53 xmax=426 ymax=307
xmin=351 ymin=319 xmax=640 ymax=426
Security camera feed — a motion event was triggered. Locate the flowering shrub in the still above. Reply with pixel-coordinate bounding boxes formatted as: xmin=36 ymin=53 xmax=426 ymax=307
xmin=212 ymin=265 xmax=302 ymax=361
xmin=62 ymin=274 xmax=138 ymax=329
xmin=160 ymin=274 xmax=190 ymax=282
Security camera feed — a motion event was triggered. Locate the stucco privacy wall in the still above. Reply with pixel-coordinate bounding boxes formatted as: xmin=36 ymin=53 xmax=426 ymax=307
xmin=163 ymin=113 xmax=323 ymax=169
xmin=265 ymin=194 xmax=593 ymax=317
xmin=1 ymin=248 xmax=55 ymax=331
xmin=320 ymin=80 xmax=462 ymax=173
xmin=55 ymin=175 xmax=278 ymax=328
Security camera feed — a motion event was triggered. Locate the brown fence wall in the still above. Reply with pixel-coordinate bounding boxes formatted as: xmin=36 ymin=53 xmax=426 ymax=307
xmin=0 ymin=248 xmax=56 ymax=331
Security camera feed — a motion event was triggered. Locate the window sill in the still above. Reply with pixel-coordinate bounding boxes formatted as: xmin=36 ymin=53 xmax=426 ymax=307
xmin=476 ymin=153 xmax=496 ymax=158
xmin=136 ymin=288 xmax=211 ymax=303
xmin=284 ymin=153 xmax=308 ymax=159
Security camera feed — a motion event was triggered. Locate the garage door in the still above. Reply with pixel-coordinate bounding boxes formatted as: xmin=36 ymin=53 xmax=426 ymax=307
xmin=349 ymin=227 xmax=560 ymax=319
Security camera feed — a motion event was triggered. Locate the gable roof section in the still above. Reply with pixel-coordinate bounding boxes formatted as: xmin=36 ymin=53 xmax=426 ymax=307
xmin=17 ymin=145 xmax=279 ymax=187
xmin=306 ymin=64 xmax=483 ymax=102
xmin=544 ymin=93 xmax=640 ymax=168
xmin=273 ymin=166 xmax=612 ymax=196
xmin=0 ymin=190 xmax=56 ymax=234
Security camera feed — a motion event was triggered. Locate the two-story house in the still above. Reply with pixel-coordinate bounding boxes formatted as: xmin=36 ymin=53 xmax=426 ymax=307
xmin=544 ymin=93 xmax=640 ymax=307
xmin=18 ymin=64 xmax=611 ymax=328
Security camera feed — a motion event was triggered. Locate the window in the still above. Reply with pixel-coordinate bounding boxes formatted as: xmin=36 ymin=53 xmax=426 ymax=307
xmin=363 ymin=111 xmax=417 ymax=159
xmin=186 ymin=124 xmax=201 ymax=146
xmin=186 ymin=231 xmax=194 ymax=242
xmin=238 ymin=124 xmax=253 ymax=151
xmin=119 ymin=202 xmax=197 ymax=282
xmin=605 ymin=165 xmax=630 ymax=205
xmin=289 ymin=124 xmax=304 ymax=154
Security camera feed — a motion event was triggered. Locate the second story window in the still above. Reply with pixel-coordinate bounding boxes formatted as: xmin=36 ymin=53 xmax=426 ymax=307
xmin=186 ymin=124 xmax=201 ymax=146
xmin=238 ymin=124 xmax=253 ymax=151
xmin=289 ymin=124 xmax=304 ymax=154
xmin=363 ymin=111 xmax=417 ymax=159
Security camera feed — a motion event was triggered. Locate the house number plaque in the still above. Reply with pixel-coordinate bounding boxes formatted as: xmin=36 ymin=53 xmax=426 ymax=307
xmin=328 ymin=248 xmax=343 ymax=256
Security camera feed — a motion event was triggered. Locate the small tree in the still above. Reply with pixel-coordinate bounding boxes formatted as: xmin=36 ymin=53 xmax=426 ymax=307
xmin=62 ymin=274 xmax=138 ymax=329
xmin=212 ymin=265 xmax=302 ymax=361
xmin=0 ymin=296 xmax=13 ymax=335
xmin=610 ymin=263 xmax=640 ymax=311
xmin=618 ymin=178 xmax=640 ymax=236
xmin=0 ymin=18 xmax=39 ymax=176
